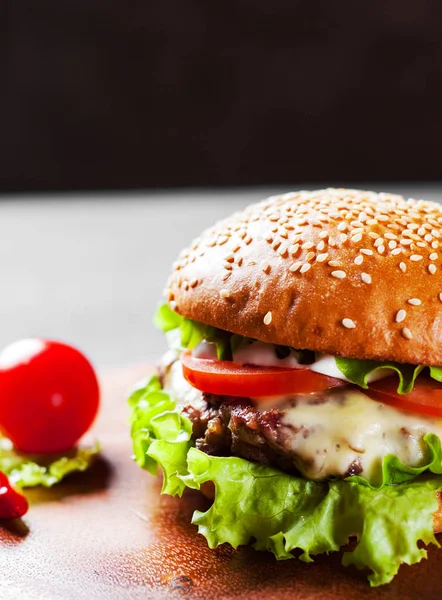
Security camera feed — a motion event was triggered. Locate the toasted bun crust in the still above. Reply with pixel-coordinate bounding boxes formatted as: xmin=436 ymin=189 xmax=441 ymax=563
xmin=166 ymin=189 xmax=442 ymax=365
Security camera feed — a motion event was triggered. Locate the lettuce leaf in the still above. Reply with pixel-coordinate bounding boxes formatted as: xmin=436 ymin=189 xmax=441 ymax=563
xmin=0 ymin=437 xmax=100 ymax=487
xmin=129 ymin=376 xmax=442 ymax=586
xmin=335 ymin=357 xmax=442 ymax=395
xmin=154 ymin=303 xmax=252 ymax=360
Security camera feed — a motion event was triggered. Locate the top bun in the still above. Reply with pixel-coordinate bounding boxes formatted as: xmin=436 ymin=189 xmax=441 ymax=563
xmin=165 ymin=189 xmax=442 ymax=366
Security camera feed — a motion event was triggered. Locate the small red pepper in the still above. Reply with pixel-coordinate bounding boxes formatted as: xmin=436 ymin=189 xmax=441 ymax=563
xmin=0 ymin=472 xmax=28 ymax=519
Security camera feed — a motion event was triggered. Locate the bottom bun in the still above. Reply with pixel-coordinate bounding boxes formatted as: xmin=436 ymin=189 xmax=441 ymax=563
xmin=199 ymin=482 xmax=442 ymax=534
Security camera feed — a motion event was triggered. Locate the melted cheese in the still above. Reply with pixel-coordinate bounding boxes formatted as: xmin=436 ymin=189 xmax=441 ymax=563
xmin=280 ymin=389 xmax=442 ymax=483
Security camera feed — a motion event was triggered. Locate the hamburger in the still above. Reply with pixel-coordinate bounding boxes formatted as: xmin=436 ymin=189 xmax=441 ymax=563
xmin=129 ymin=188 xmax=442 ymax=586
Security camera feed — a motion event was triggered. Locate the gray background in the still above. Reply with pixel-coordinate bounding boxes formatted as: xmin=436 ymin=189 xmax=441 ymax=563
xmin=1 ymin=185 xmax=440 ymax=368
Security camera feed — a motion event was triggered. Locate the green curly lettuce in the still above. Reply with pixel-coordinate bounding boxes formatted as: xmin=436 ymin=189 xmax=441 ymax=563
xmin=0 ymin=437 xmax=100 ymax=487
xmin=129 ymin=376 xmax=442 ymax=586
xmin=335 ymin=357 xmax=442 ymax=394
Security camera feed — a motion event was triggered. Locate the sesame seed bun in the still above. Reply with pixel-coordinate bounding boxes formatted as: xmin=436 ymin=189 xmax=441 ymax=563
xmin=166 ymin=189 xmax=442 ymax=366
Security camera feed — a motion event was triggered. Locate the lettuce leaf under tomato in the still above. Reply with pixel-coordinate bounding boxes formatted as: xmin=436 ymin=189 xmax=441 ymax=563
xmin=0 ymin=437 xmax=100 ymax=487
xmin=129 ymin=375 xmax=442 ymax=586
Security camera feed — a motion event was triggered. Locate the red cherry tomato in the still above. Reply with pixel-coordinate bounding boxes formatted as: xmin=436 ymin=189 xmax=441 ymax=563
xmin=181 ymin=352 xmax=346 ymax=398
xmin=0 ymin=339 xmax=100 ymax=454
xmin=0 ymin=472 xmax=28 ymax=519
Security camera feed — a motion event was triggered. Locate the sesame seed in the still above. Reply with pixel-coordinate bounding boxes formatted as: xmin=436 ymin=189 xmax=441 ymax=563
xmin=351 ymin=233 xmax=363 ymax=243
xmin=354 ymin=255 xmax=363 ymax=265
xmin=289 ymin=244 xmax=300 ymax=256
xmin=316 ymin=253 xmax=328 ymax=263
xmin=388 ymin=240 xmax=397 ymax=249
xmin=369 ymin=232 xmax=379 ymax=239
xmin=224 ymin=254 xmax=235 ymax=263
xmin=302 ymin=242 xmax=315 ymax=250
xmin=218 ymin=236 xmax=229 ymax=245
xmin=300 ymin=263 xmax=311 ymax=274
xmin=374 ymin=238 xmax=383 ymax=247
xmin=342 ymin=318 xmax=356 ymax=329
xmin=416 ymin=242 xmax=426 ymax=248
xmin=377 ymin=245 xmax=385 ymax=254
xmin=305 ymin=251 xmax=315 ymax=262
xmin=190 ymin=278 xmax=198 ymax=288
xmin=328 ymin=260 xmax=342 ymax=267
xmin=439 ymin=293 xmax=442 ymax=303
xmin=232 ymin=244 xmax=241 ymax=253
xmin=425 ymin=234 xmax=433 ymax=242
xmin=337 ymin=222 xmax=347 ymax=231
xmin=367 ymin=219 xmax=378 ymax=225
xmin=429 ymin=264 xmax=437 ymax=275
xmin=361 ymin=272 xmax=372 ymax=284
xmin=400 ymin=239 xmax=412 ymax=245
xmin=391 ymin=248 xmax=402 ymax=256
xmin=339 ymin=233 xmax=348 ymax=243
xmin=407 ymin=298 xmax=421 ymax=306
xmin=432 ymin=241 xmax=439 ymax=248
xmin=395 ymin=309 xmax=406 ymax=323
xmin=278 ymin=246 xmax=288 ymax=257
xmin=289 ymin=261 xmax=302 ymax=272
xmin=384 ymin=233 xmax=397 ymax=240
xmin=219 ymin=289 xmax=230 ymax=299
xmin=399 ymin=262 xmax=407 ymax=272
xmin=430 ymin=252 xmax=438 ymax=260
xmin=409 ymin=254 xmax=423 ymax=261
xmin=402 ymin=327 xmax=413 ymax=340
xmin=263 ymin=311 xmax=272 ymax=325
xmin=331 ymin=270 xmax=346 ymax=279
xmin=317 ymin=240 xmax=325 ymax=251
xmin=319 ymin=231 xmax=328 ymax=239
xmin=360 ymin=248 xmax=373 ymax=255
xmin=169 ymin=300 xmax=177 ymax=311
xmin=329 ymin=237 xmax=337 ymax=247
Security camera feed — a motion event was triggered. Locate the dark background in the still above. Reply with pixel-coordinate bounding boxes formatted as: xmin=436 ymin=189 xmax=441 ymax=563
xmin=1 ymin=1 xmax=442 ymax=192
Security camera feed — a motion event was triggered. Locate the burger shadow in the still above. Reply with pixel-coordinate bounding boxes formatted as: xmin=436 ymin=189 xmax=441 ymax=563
xmin=24 ymin=454 xmax=113 ymax=505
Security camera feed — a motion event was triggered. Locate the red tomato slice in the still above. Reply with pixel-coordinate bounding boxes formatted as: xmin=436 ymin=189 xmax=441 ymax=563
xmin=367 ymin=376 xmax=442 ymax=417
xmin=180 ymin=352 xmax=346 ymax=398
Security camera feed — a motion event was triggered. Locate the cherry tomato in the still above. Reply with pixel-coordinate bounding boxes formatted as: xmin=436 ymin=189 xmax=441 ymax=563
xmin=0 ymin=339 xmax=100 ymax=453
xmin=180 ymin=352 xmax=346 ymax=398
xmin=0 ymin=472 xmax=28 ymax=519
xmin=367 ymin=375 xmax=442 ymax=418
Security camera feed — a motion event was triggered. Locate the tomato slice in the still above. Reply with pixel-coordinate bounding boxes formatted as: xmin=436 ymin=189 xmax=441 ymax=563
xmin=180 ymin=352 xmax=346 ymax=398
xmin=367 ymin=376 xmax=442 ymax=417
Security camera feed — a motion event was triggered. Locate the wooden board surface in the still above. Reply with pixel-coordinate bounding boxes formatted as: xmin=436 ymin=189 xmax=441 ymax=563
xmin=1 ymin=365 xmax=441 ymax=600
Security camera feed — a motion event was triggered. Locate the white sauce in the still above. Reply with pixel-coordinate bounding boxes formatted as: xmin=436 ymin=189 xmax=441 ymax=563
xmin=232 ymin=341 xmax=300 ymax=368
